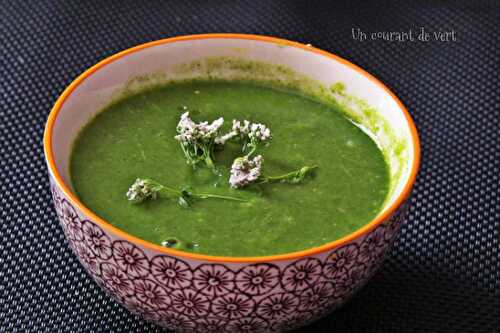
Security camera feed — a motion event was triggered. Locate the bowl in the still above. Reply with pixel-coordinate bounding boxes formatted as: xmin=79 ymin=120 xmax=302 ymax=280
xmin=44 ymin=34 xmax=420 ymax=332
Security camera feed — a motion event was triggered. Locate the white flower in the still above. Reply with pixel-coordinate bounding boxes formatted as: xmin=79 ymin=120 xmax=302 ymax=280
xmin=214 ymin=132 xmax=233 ymax=145
xmin=174 ymin=112 xmax=224 ymax=144
xmin=232 ymin=119 xmax=251 ymax=137
xmin=229 ymin=155 xmax=263 ymax=188
xmin=249 ymin=123 xmax=271 ymax=143
xmin=126 ymin=178 xmax=158 ymax=203
xmin=197 ymin=117 xmax=224 ymax=139
xmin=215 ymin=119 xmax=271 ymax=145
xmin=174 ymin=112 xmax=196 ymax=143
xmin=215 ymin=120 xmax=248 ymax=145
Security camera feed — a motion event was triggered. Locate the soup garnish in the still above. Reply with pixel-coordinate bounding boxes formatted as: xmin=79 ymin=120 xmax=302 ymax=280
xmin=70 ymin=80 xmax=390 ymax=256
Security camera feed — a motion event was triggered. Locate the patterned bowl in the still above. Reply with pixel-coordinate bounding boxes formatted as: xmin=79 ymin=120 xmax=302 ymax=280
xmin=44 ymin=34 xmax=420 ymax=332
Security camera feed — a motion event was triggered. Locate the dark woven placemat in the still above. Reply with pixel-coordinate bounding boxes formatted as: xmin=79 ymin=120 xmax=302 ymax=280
xmin=1 ymin=1 xmax=499 ymax=332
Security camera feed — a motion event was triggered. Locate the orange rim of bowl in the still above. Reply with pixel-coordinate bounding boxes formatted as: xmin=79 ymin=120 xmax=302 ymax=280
xmin=44 ymin=33 xmax=420 ymax=263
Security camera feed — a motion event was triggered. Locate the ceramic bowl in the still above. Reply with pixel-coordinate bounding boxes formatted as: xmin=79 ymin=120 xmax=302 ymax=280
xmin=44 ymin=34 xmax=420 ymax=332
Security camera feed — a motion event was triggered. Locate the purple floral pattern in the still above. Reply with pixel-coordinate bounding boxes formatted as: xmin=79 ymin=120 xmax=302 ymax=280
xmin=133 ymin=278 xmax=170 ymax=309
xmin=323 ymin=244 xmax=359 ymax=280
xmin=82 ymin=220 xmax=112 ymax=259
xmin=112 ymin=241 xmax=149 ymax=278
xmin=60 ymin=199 xmax=84 ymax=241
xmin=256 ymin=292 xmax=299 ymax=320
xmin=193 ymin=264 xmax=235 ymax=297
xmin=212 ymin=293 xmax=255 ymax=320
xmin=195 ymin=317 xmax=229 ymax=333
xmin=50 ymin=183 xmax=409 ymax=333
xmin=235 ymin=264 xmax=280 ymax=296
xmin=100 ymin=262 xmax=133 ymax=298
xmin=297 ymin=282 xmax=335 ymax=312
xmin=171 ymin=288 xmax=210 ymax=317
xmin=75 ymin=242 xmax=100 ymax=277
xmin=150 ymin=255 xmax=193 ymax=289
xmin=281 ymin=258 xmax=322 ymax=293
xmin=358 ymin=226 xmax=386 ymax=264
xmin=332 ymin=264 xmax=367 ymax=299
xmin=226 ymin=317 xmax=268 ymax=333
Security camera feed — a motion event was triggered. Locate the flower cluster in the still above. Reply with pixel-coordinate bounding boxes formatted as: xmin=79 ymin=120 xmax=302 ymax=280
xmin=248 ymin=123 xmax=271 ymax=144
xmin=175 ymin=112 xmax=224 ymax=143
xmin=215 ymin=120 xmax=248 ymax=145
xmin=213 ymin=119 xmax=272 ymax=189
xmin=213 ymin=119 xmax=273 ymax=188
xmin=229 ymin=155 xmax=263 ymax=189
xmin=207 ymin=116 xmax=314 ymax=189
xmin=215 ymin=120 xmax=271 ymax=149
xmin=175 ymin=112 xmax=224 ymax=169
xmin=128 ymin=113 xmax=316 ymax=208
xmin=126 ymin=178 xmax=159 ymax=203
xmin=231 ymin=120 xmax=251 ymax=138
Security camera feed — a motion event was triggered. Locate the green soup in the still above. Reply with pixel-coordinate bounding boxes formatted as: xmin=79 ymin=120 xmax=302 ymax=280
xmin=70 ymin=80 xmax=390 ymax=257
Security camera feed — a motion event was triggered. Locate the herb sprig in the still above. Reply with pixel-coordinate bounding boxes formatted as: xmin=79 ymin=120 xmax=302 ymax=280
xmin=127 ymin=113 xmax=318 ymax=206
xmin=215 ymin=120 xmax=272 ymax=157
xmin=228 ymin=154 xmax=317 ymax=188
xmin=259 ymin=165 xmax=318 ymax=184
xmin=126 ymin=178 xmax=246 ymax=207
xmin=220 ymin=119 xmax=317 ymax=188
xmin=174 ymin=112 xmax=223 ymax=171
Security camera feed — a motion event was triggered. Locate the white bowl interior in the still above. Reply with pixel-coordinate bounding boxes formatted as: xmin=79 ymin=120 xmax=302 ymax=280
xmin=49 ymin=37 xmax=415 ymax=215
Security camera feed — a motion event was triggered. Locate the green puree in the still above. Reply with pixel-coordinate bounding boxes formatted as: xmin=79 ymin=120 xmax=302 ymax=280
xmin=70 ymin=80 xmax=390 ymax=257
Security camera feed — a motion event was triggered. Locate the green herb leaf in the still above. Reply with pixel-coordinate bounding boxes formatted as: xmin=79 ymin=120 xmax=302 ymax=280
xmin=180 ymin=185 xmax=193 ymax=198
xmin=178 ymin=196 xmax=191 ymax=208
xmin=259 ymin=165 xmax=318 ymax=185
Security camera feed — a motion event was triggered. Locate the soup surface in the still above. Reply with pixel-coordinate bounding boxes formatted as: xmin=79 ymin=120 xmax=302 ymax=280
xmin=71 ymin=80 xmax=390 ymax=257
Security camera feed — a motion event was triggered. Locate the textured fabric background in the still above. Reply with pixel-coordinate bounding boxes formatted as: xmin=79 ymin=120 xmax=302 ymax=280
xmin=1 ymin=1 xmax=499 ymax=332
